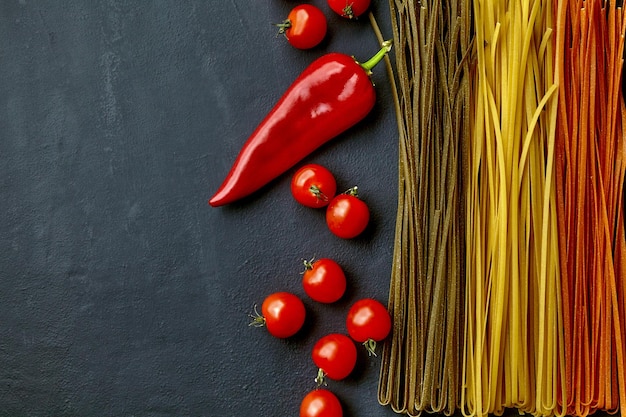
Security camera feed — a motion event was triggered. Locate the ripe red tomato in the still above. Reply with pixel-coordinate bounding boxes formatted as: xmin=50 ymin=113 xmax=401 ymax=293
xmin=346 ymin=298 xmax=391 ymax=355
xmin=291 ymin=164 xmax=337 ymax=208
xmin=277 ymin=4 xmax=327 ymax=50
xmin=302 ymin=258 xmax=346 ymax=303
xmin=250 ymin=292 xmax=306 ymax=338
xmin=312 ymin=333 xmax=357 ymax=383
xmin=327 ymin=0 xmax=371 ymax=19
xmin=326 ymin=187 xmax=370 ymax=239
xmin=300 ymin=389 xmax=343 ymax=417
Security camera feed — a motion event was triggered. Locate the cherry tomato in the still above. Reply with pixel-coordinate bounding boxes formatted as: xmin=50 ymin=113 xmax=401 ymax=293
xmin=326 ymin=187 xmax=370 ymax=239
xmin=327 ymin=0 xmax=371 ymax=19
xmin=291 ymin=164 xmax=337 ymax=208
xmin=302 ymin=258 xmax=346 ymax=303
xmin=300 ymin=389 xmax=343 ymax=417
xmin=312 ymin=333 xmax=357 ymax=384
xmin=346 ymin=298 xmax=391 ymax=355
xmin=250 ymin=292 xmax=306 ymax=338
xmin=276 ymin=4 xmax=327 ymax=50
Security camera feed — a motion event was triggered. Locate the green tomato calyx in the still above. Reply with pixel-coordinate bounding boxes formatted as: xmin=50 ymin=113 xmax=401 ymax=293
xmin=363 ymin=338 xmax=378 ymax=356
xmin=248 ymin=304 xmax=266 ymax=328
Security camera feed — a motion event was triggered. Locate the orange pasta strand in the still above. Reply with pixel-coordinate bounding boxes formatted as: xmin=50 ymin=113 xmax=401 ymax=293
xmin=554 ymin=1 xmax=626 ymax=416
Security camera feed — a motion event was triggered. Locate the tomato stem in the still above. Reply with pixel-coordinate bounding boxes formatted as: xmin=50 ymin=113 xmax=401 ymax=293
xmin=315 ymin=368 xmax=327 ymax=387
xmin=344 ymin=186 xmax=359 ymax=197
xmin=309 ymin=185 xmax=328 ymax=202
xmin=274 ymin=19 xmax=292 ymax=37
xmin=343 ymin=3 xmax=356 ymax=19
xmin=248 ymin=304 xmax=266 ymax=328
xmin=359 ymin=40 xmax=393 ymax=73
xmin=363 ymin=338 xmax=377 ymax=356
xmin=302 ymin=257 xmax=316 ymax=272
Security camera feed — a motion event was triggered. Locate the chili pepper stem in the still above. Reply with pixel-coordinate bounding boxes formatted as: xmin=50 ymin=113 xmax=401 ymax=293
xmin=359 ymin=39 xmax=393 ymax=74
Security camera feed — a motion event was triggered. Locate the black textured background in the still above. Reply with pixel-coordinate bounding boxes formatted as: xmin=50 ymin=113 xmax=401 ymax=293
xmin=0 ymin=1 xmax=400 ymax=416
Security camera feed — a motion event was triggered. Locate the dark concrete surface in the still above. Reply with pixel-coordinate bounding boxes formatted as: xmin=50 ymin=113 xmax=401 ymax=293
xmin=0 ymin=1 xmax=400 ymax=416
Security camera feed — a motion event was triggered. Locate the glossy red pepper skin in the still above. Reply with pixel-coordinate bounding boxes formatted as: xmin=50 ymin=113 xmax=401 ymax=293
xmin=209 ymin=43 xmax=391 ymax=207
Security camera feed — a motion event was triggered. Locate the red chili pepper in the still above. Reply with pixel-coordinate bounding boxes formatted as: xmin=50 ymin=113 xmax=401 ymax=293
xmin=208 ymin=40 xmax=392 ymax=207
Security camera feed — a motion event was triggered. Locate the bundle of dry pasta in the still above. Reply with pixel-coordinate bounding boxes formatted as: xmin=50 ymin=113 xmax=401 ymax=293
xmin=379 ymin=0 xmax=626 ymax=416
xmin=462 ymin=0 xmax=564 ymax=416
xmin=554 ymin=1 xmax=626 ymax=416
xmin=377 ymin=0 xmax=472 ymax=415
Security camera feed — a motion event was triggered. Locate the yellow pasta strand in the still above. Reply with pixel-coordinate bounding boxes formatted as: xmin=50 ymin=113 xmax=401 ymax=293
xmin=463 ymin=1 xmax=562 ymax=416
